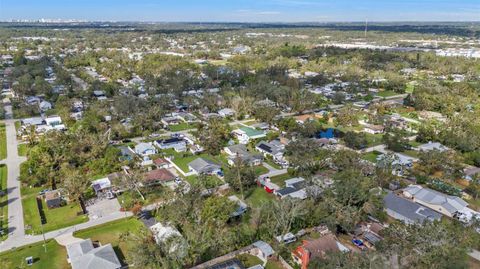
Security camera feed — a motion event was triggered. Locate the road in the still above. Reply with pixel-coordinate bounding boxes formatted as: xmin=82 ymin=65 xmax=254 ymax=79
xmin=1 ymin=104 xmax=27 ymax=244
xmin=260 ymin=162 xmax=288 ymax=178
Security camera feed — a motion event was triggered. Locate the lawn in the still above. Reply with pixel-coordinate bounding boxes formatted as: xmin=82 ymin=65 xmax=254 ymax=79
xmin=74 ymin=218 xmax=145 ymax=266
xmin=362 ymin=151 xmax=382 ymax=163
xmin=377 ymin=90 xmax=401 ymax=98
xmin=14 ymin=121 xmax=21 ymax=132
xmin=270 ymin=173 xmax=294 ymax=186
xmin=365 ymin=133 xmax=384 ymax=147
xmin=0 ymin=165 xmax=7 ymax=240
xmin=0 ymin=239 xmax=69 ymax=269
xmin=18 ymin=143 xmax=29 ymax=157
xmin=264 ymin=158 xmax=282 ymax=170
xmin=185 ymin=175 xmax=224 ymax=189
xmin=243 ymin=187 xmax=274 ymax=207
xmin=22 ymin=186 xmax=88 ymax=234
xmin=236 ymin=253 xmax=262 ymax=267
xmin=265 ymin=260 xmax=285 ymax=269
xmin=169 ymin=151 xmax=228 ymax=174
xmin=402 ymin=149 xmax=420 ymax=158
xmin=0 ymin=123 xmax=6 ymax=160
xmin=168 ymin=122 xmax=196 ymax=132
xmin=254 ymin=165 xmax=269 ymax=176
xmin=405 ymin=82 xmax=415 ymax=94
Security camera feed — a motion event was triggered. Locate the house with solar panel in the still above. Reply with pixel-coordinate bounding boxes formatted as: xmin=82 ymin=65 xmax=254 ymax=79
xmin=255 ymin=140 xmax=288 ymax=168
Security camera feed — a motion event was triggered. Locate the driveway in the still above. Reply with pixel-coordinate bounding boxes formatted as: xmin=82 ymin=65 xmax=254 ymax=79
xmin=87 ymin=198 xmax=121 ymax=220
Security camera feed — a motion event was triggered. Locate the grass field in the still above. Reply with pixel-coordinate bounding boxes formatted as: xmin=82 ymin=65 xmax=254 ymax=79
xmin=168 ymin=123 xmax=196 ymax=132
xmin=0 ymin=239 xmax=69 ymax=269
xmin=242 ymin=187 xmax=274 ymax=207
xmin=270 ymin=173 xmax=293 ymax=186
xmin=22 ymin=186 xmax=88 ymax=234
xmin=18 ymin=144 xmax=28 ymax=157
xmin=365 ymin=133 xmax=384 ymax=147
xmin=0 ymin=165 xmax=7 ymax=240
xmin=377 ymin=90 xmax=401 ymax=98
xmin=236 ymin=253 xmax=262 ymax=267
xmin=0 ymin=123 xmax=6 ymax=160
xmin=74 ymin=218 xmax=145 ymax=266
xmin=362 ymin=151 xmax=382 ymax=163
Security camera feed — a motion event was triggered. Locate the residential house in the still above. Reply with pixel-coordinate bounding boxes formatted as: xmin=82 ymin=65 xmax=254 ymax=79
xmin=134 ymin=143 xmax=156 ymax=157
xmin=224 ymin=144 xmax=263 ymax=166
xmin=377 ymin=153 xmax=415 ymax=176
xmin=188 ymin=158 xmax=221 ymax=175
xmin=39 ymin=100 xmax=52 ymax=112
xmin=295 ymin=114 xmax=320 ymax=124
xmin=153 ymin=158 xmax=172 ymax=169
xmin=383 ymin=192 xmax=441 ymax=224
xmin=44 ymin=190 xmax=64 ymax=208
xmin=228 ymin=195 xmax=248 ymax=217
xmin=232 ymin=127 xmax=266 ymax=144
xmin=161 ymin=115 xmax=182 ymax=126
xmin=153 ymin=137 xmax=187 ymax=152
xmin=143 ymin=168 xmax=176 ymax=186
xmin=218 ymin=108 xmax=235 ymax=118
xmin=292 ymin=233 xmax=348 ymax=269
xmin=403 ymin=185 xmax=469 ymax=218
xmin=255 ymin=140 xmax=288 ymax=167
xmin=363 ymin=123 xmax=385 ymax=134
xmin=252 ymin=241 xmax=275 ymax=261
xmin=464 ymin=166 xmax=480 ymax=182
xmin=275 ymin=177 xmax=308 ymax=200
xmin=66 ymin=239 xmax=122 ymax=269
xmin=91 ymin=177 xmax=112 ymax=195
xmin=416 ymin=142 xmax=448 ymax=152
xmin=117 ymin=146 xmax=135 ymax=161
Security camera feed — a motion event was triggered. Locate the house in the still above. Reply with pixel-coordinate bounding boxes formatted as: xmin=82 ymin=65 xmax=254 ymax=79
xmin=161 ymin=115 xmax=182 ymax=126
xmin=134 ymin=143 xmax=156 ymax=157
xmin=383 ymin=192 xmax=441 ymax=224
xmin=228 ymin=195 xmax=248 ymax=217
xmin=363 ymin=124 xmax=385 ymax=134
xmin=292 ymin=233 xmax=348 ymax=269
xmin=150 ymin=223 xmax=187 ymax=257
xmin=416 ymin=142 xmax=448 ymax=152
xmin=153 ymin=158 xmax=171 ymax=169
xmin=45 ymin=115 xmax=66 ymax=131
xmin=255 ymin=140 xmax=288 ymax=167
xmin=224 ymin=144 xmax=263 ymax=166
xmin=44 ymin=190 xmax=64 ymax=208
xmin=91 ymin=177 xmax=112 ymax=194
xmin=218 ymin=108 xmax=235 ymax=118
xmin=143 ymin=168 xmax=176 ymax=186
xmin=464 ymin=166 xmax=480 ymax=181
xmin=117 ymin=146 xmax=135 ymax=161
xmin=188 ymin=158 xmax=222 ymax=175
xmin=22 ymin=117 xmax=44 ymax=127
xmin=39 ymin=100 xmax=52 ymax=111
xmin=295 ymin=114 xmax=320 ymax=124
xmin=232 ymin=127 xmax=266 ymax=144
xmin=377 ymin=153 xmax=415 ymax=176
xmin=66 ymin=239 xmax=121 ymax=269
xmin=275 ymin=177 xmax=308 ymax=200
xmin=402 ymin=185 xmax=469 ymax=218
xmin=252 ymin=241 xmax=275 ymax=261
xmin=153 ymin=137 xmax=186 ymax=152
xmin=354 ymin=222 xmax=384 ymax=247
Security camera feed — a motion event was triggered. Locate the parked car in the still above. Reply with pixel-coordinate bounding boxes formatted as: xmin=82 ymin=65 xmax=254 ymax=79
xmin=106 ymin=191 xmax=115 ymax=199
xmin=352 ymin=238 xmax=366 ymax=250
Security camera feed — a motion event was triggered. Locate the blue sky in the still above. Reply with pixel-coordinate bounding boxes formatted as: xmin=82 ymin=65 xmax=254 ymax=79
xmin=0 ymin=0 xmax=479 ymax=22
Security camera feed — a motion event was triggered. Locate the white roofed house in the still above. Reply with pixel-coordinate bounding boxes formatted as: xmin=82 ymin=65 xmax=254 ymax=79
xmin=134 ymin=142 xmax=157 ymax=166
xmin=218 ymin=108 xmax=235 ymax=118
xmin=39 ymin=100 xmax=52 ymax=112
xmin=416 ymin=142 xmax=449 ymax=152
xmin=188 ymin=158 xmax=222 ymax=176
xmin=66 ymin=239 xmax=122 ymax=269
xmin=403 ymin=185 xmax=470 ymax=218
xmin=224 ymin=144 xmax=263 ymax=166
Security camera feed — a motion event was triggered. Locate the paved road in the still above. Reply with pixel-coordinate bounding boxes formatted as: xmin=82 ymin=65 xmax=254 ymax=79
xmin=1 ymin=104 xmax=27 ymax=243
xmin=260 ymin=162 xmax=288 ymax=178
xmin=0 ymin=211 xmax=133 ymax=252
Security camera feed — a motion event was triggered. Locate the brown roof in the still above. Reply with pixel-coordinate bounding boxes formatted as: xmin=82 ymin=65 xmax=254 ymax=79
xmin=368 ymin=222 xmax=384 ymax=235
xmin=303 ymin=233 xmax=340 ymax=259
xmin=153 ymin=158 xmax=169 ymax=166
xmin=45 ymin=190 xmax=61 ymax=201
xmin=144 ymin=169 xmax=175 ymax=183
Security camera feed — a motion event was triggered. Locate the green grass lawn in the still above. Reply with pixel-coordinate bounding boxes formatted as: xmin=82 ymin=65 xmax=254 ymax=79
xmin=362 ymin=151 xmax=382 ymax=163
xmin=22 ymin=186 xmax=88 ymax=234
xmin=264 ymin=158 xmax=282 ymax=170
xmin=402 ymin=149 xmax=420 ymax=158
xmin=265 ymin=260 xmax=285 ymax=269
xmin=377 ymin=90 xmax=402 ymax=98
xmin=236 ymin=253 xmax=262 ymax=267
xmin=0 ymin=165 xmax=7 ymax=240
xmin=270 ymin=173 xmax=294 ymax=186
xmin=405 ymin=82 xmax=415 ymax=94
xmin=14 ymin=121 xmax=21 ymax=132
xmin=0 ymin=123 xmax=6 ymax=160
xmin=365 ymin=133 xmax=384 ymax=147
xmin=254 ymin=165 xmax=269 ymax=176
xmin=168 ymin=122 xmax=196 ymax=132
xmin=0 ymin=239 xmax=69 ymax=269
xmin=243 ymin=187 xmax=274 ymax=207
xmin=18 ymin=144 xmax=29 ymax=157
xmin=74 ymin=218 xmax=145 ymax=266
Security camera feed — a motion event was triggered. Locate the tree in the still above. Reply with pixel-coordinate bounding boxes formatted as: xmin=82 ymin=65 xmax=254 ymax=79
xmin=285 ymin=138 xmax=328 ymax=175
xmin=335 ymin=105 xmax=358 ymax=127
xmin=413 ymin=149 xmax=464 ymax=181
xmin=224 ymin=158 xmax=257 ymax=199
xmin=196 ymin=118 xmax=231 ymax=155
xmin=61 ymin=166 xmax=89 ymax=214
xmin=382 ymin=127 xmax=410 ymax=152
xmin=253 ymin=104 xmax=280 ymax=126
xmin=343 ymin=131 xmax=367 ymax=150
xmin=466 ymin=176 xmax=480 ymax=200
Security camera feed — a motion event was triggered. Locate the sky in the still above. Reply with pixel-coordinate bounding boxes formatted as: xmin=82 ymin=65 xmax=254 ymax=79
xmin=0 ymin=0 xmax=479 ymax=22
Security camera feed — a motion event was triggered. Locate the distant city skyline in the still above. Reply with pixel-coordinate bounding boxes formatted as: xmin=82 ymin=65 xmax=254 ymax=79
xmin=1 ymin=0 xmax=479 ymax=22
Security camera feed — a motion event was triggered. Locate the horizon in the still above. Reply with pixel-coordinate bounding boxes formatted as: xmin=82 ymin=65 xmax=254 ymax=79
xmin=1 ymin=0 xmax=479 ymax=22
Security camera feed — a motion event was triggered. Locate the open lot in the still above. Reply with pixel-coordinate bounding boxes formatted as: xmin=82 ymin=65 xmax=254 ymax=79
xmin=0 ymin=123 xmax=6 ymax=159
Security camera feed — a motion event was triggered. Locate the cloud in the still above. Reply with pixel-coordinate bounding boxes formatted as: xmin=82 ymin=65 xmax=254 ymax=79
xmin=235 ymin=9 xmax=282 ymax=16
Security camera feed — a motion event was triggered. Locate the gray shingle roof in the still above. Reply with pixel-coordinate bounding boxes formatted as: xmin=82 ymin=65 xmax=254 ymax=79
xmin=384 ymin=192 xmax=442 ymax=223
xmin=188 ymin=158 xmax=221 ymax=174
xmin=67 ymin=239 xmax=121 ymax=269
xmin=404 ymin=185 xmax=468 ymax=214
